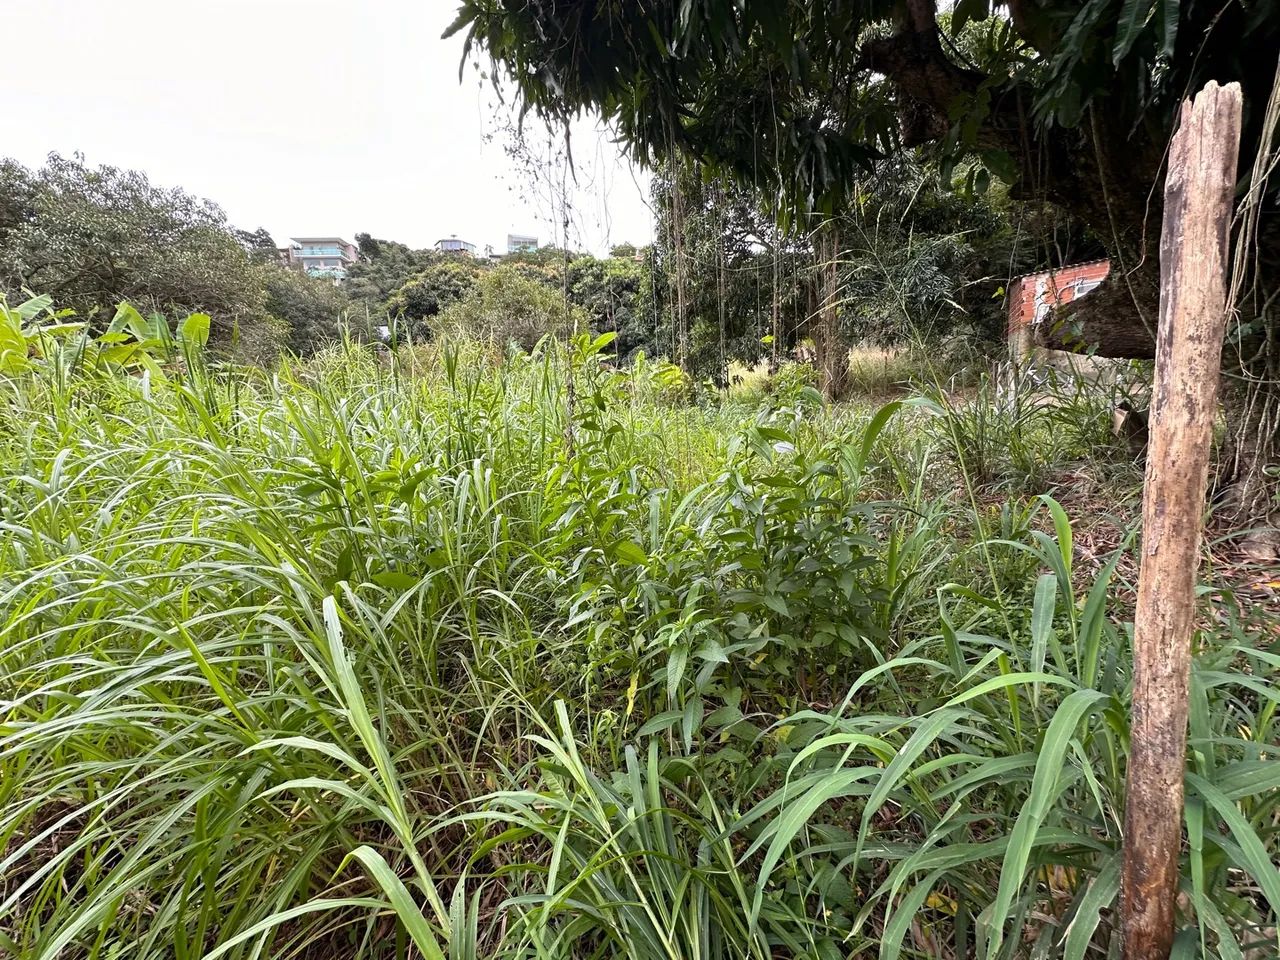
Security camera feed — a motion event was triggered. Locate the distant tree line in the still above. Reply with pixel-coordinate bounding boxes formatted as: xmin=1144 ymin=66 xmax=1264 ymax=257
xmin=361 ymin=240 xmax=654 ymax=357
xmin=0 ymin=153 xmax=660 ymax=363
xmin=0 ymin=151 xmax=1077 ymax=386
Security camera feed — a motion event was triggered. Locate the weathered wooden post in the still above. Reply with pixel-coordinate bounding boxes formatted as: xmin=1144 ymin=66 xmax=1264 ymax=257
xmin=1122 ymin=81 xmax=1242 ymax=960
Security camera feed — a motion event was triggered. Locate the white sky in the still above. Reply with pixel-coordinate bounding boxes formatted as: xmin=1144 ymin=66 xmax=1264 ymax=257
xmin=0 ymin=0 xmax=654 ymax=256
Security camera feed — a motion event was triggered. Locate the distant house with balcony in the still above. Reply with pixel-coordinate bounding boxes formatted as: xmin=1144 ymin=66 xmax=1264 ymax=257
xmin=290 ymin=237 xmax=358 ymax=281
xmin=507 ymin=233 xmax=538 ymax=254
xmin=434 ymin=235 xmax=477 ymax=256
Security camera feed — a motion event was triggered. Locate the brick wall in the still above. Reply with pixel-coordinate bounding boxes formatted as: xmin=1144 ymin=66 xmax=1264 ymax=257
xmin=1007 ymin=260 xmax=1111 ymax=352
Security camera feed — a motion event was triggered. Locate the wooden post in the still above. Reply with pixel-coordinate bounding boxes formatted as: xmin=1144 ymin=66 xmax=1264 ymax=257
xmin=1122 ymin=81 xmax=1242 ymax=960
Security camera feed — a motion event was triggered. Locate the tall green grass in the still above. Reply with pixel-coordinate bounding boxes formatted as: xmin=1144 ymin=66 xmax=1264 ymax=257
xmin=1 ymin=327 xmax=1275 ymax=959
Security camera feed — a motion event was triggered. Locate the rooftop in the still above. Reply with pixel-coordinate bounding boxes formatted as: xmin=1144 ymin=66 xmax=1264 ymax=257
xmin=1010 ymin=258 xmax=1110 ymax=285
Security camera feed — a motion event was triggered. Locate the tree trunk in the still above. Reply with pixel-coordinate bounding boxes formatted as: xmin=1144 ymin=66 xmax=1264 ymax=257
xmin=1122 ymin=81 xmax=1242 ymax=960
xmin=812 ymin=222 xmax=848 ymax=400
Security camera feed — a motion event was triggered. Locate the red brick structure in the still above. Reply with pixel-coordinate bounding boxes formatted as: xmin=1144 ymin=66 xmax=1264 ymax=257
xmin=1007 ymin=259 xmax=1111 ymax=357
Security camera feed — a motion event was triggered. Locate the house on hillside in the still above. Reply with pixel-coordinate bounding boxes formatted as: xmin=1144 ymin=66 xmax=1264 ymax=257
xmin=434 ymin=235 xmax=477 ymax=256
xmin=1007 ymin=259 xmax=1110 ymax=357
xmin=507 ymin=233 xmax=538 ymax=254
xmin=290 ymin=237 xmax=358 ymax=281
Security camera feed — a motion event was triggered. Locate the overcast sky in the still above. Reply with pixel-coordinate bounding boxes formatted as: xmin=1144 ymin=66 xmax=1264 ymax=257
xmin=1 ymin=0 xmax=653 ymax=255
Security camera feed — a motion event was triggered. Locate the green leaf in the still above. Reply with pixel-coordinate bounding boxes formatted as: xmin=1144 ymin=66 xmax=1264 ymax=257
xmin=1112 ymin=0 xmax=1152 ymax=65
xmin=1078 ymin=545 xmax=1125 ymax=688
xmin=1039 ymin=495 xmax=1074 ymax=585
xmin=612 ymin=539 xmax=648 ymax=564
xmin=14 ymin=293 xmax=53 ymax=320
xmin=1187 ymin=773 xmax=1280 ymax=920
xmin=637 ymin=709 xmax=682 ymax=737
xmin=680 ymin=695 xmax=702 ymax=750
xmin=589 ymin=330 xmax=617 ymax=354
xmin=33 ymin=322 xmax=87 ymax=338
xmin=112 ymin=302 xmax=152 ymax=342
xmin=941 ymin=671 xmax=1074 ymax=709
xmin=855 ymin=399 xmax=904 ymax=475
xmin=1029 ymin=573 xmax=1061 ymax=682
xmin=372 ymin=570 xmax=419 ymax=591
xmin=746 ymin=767 xmax=881 ymax=926
xmin=881 ymin=868 xmax=948 ymax=960
xmin=179 ymin=312 xmax=211 ymax=346
xmin=667 ymin=644 xmax=689 ymax=700
xmin=345 ymin=846 xmax=447 ymax=960
xmin=201 ymin=899 xmax=388 ymax=960
xmin=1062 ymin=852 xmax=1120 ymax=960
xmin=987 ymin=689 xmax=1108 ymax=957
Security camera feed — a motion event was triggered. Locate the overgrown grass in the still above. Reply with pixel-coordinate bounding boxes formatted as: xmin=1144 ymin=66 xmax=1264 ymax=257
xmin=1 ymin=332 xmax=1275 ymax=959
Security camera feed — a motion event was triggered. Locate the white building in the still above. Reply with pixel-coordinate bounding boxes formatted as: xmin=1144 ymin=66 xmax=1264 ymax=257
xmin=287 ymin=237 xmax=359 ymax=280
xmin=434 ymin=235 xmax=477 ymax=256
xmin=507 ymin=233 xmax=538 ymax=254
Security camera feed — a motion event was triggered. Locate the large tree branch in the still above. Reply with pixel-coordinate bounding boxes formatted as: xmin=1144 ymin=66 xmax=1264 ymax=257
xmin=854 ymin=6 xmax=986 ymax=147
xmin=1003 ymin=0 xmax=1058 ymax=53
xmin=1037 ymin=266 xmax=1160 ymax=358
xmin=852 ymin=2 xmax=1163 ymax=227
xmin=849 ymin=6 xmax=1172 ymax=359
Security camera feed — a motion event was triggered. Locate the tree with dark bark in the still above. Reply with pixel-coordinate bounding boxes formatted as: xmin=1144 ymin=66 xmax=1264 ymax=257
xmin=448 ymin=0 xmax=1279 ymax=500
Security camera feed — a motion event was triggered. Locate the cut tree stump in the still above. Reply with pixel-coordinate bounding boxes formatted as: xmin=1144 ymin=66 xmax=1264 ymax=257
xmin=1121 ymin=81 xmax=1243 ymax=960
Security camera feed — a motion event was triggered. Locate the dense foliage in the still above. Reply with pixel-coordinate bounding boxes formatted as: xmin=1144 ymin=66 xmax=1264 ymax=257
xmin=448 ymin=0 xmax=1278 ymax=290
xmin=448 ymin=0 xmax=1280 ymax=497
xmin=432 ymin=266 xmax=585 ymax=349
xmin=262 ymin=262 xmax=352 ymax=357
xmin=383 ymin=254 xmax=487 ymax=326
xmin=381 ymin=250 xmax=653 ymax=356
xmin=832 ymin=156 xmax=1075 ymax=346
xmin=0 ymin=154 xmax=275 ymax=356
xmin=0 ymin=154 xmax=354 ymax=362
xmin=2 ymin=297 xmax=1276 ymax=959
xmin=345 ymin=233 xmax=437 ymax=308
xmin=642 ymin=153 xmax=1057 ymax=385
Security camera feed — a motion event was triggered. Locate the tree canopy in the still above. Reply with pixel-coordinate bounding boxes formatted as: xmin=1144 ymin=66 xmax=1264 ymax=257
xmin=449 ymin=0 xmax=1280 ymax=357
xmin=0 ymin=153 xmax=272 ymax=351
xmin=0 ymin=154 xmax=358 ymax=362
xmin=344 ymin=233 xmax=436 ymax=307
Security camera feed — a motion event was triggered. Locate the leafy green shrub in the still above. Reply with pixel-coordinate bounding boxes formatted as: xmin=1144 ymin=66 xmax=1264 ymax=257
xmin=628 ymin=350 xmax=693 ymax=405
xmin=260 ymin=262 xmax=350 ymax=356
xmin=0 ymin=154 xmax=282 ymax=362
xmin=383 ymin=255 xmax=486 ymax=325
xmin=766 ymin=359 xmax=819 ymax=400
xmin=432 ymin=266 xmax=585 ymax=350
